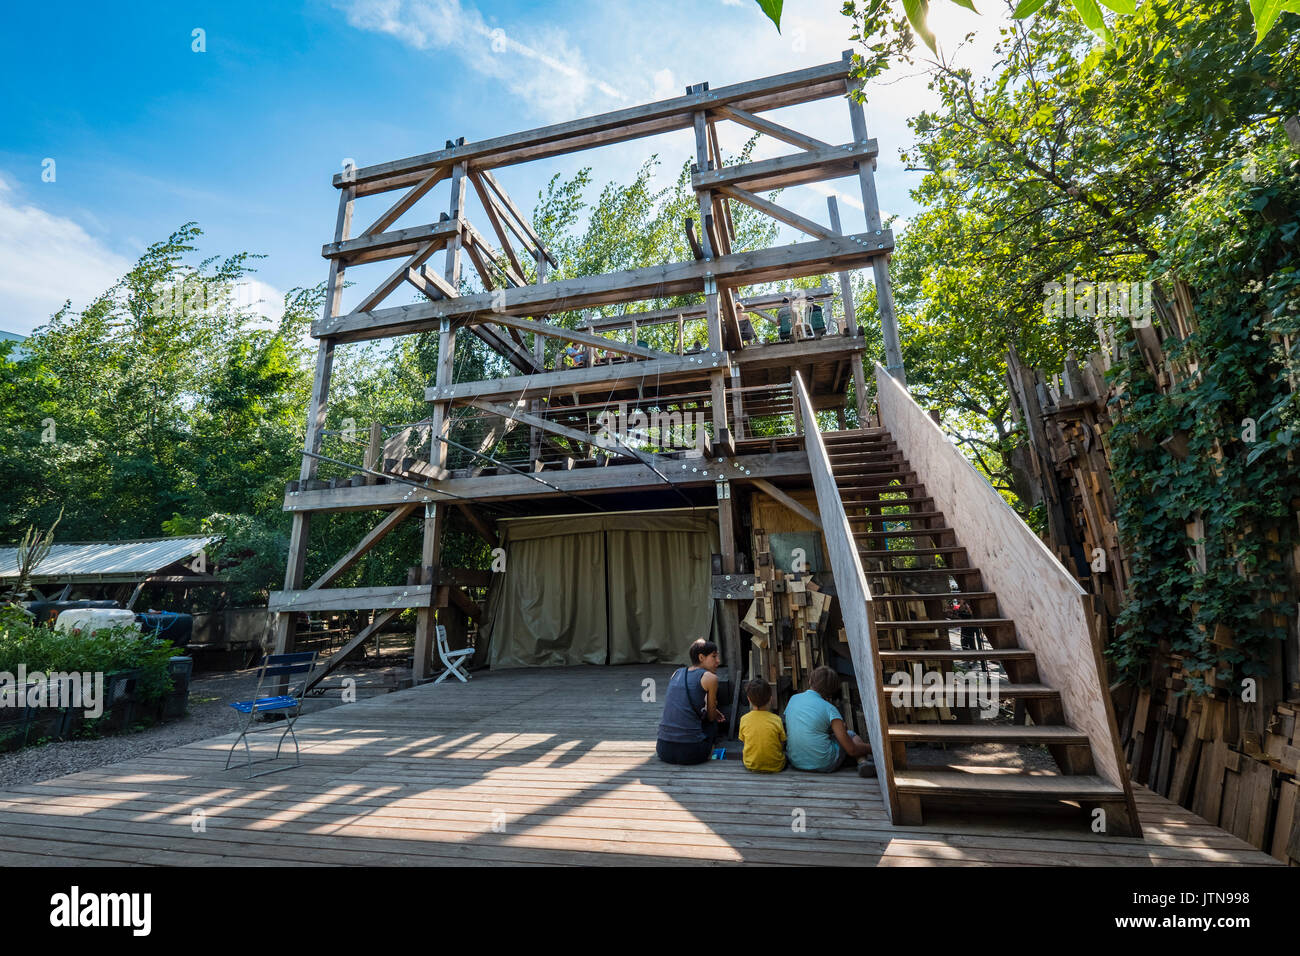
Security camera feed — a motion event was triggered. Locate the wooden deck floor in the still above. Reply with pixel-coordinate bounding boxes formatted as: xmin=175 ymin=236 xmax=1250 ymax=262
xmin=0 ymin=665 xmax=1280 ymax=866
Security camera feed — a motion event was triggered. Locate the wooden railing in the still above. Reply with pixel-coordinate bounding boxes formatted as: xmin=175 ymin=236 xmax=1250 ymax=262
xmin=792 ymin=372 xmax=900 ymax=823
xmin=874 ymin=363 xmax=1139 ymax=829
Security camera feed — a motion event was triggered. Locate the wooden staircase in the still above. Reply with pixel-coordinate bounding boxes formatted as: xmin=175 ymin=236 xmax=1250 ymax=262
xmin=822 ymin=426 xmax=1135 ymax=831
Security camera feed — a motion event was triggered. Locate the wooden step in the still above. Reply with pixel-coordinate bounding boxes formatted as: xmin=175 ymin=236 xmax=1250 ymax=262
xmin=894 ymin=769 xmax=1123 ymax=799
xmin=848 ymin=511 xmax=947 ymax=524
xmin=840 ymin=497 xmax=935 ymax=509
xmin=873 ymin=591 xmax=994 ymax=602
xmin=832 ymin=465 xmax=909 ymax=477
xmin=836 ymin=483 xmax=925 ymax=495
xmin=963 ymin=682 xmax=1057 ymax=698
xmin=821 ymin=428 xmax=888 ymax=441
xmin=857 ymin=546 xmax=966 ymax=559
xmin=873 ymin=617 xmax=1013 ymax=630
xmin=880 ymin=648 xmax=1033 ymax=662
xmin=888 ymin=724 xmax=1088 ymax=744
xmin=827 ymin=444 xmax=899 ymax=457
xmin=853 ymin=527 xmax=954 ymax=539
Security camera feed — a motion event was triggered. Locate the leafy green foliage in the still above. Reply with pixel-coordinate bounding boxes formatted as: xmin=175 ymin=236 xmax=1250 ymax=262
xmin=0 ymin=619 xmax=176 ymax=703
xmin=1107 ymin=138 xmax=1300 ymax=685
xmin=840 ymin=0 xmax=1295 ymax=71
xmin=845 ymin=0 xmax=1299 ymax=687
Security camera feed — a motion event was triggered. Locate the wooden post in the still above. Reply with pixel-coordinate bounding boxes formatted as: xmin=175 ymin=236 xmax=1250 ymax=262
xmin=828 ymin=196 xmax=869 ymax=422
xmin=412 ymin=502 xmax=445 ymax=681
xmin=844 ymin=52 xmax=904 ymax=385
xmin=529 ymin=251 xmax=548 ymax=464
xmin=414 ymin=163 xmax=466 ymax=681
xmin=691 ymin=92 xmax=731 ymax=452
xmin=364 ymin=421 xmax=382 ymax=485
xmin=273 ymin=184 xmax=354 ymax=658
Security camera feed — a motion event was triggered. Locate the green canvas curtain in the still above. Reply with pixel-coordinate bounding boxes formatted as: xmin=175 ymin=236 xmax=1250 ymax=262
xmin=479 ymin=510 xmax=719 ymax=668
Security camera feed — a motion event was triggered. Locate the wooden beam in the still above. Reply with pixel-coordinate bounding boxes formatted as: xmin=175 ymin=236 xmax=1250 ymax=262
xmin=447 ymin=585 xmax=483 ymax=622
xmin=718 ymin=184 xmax=835 ymax=240
xmin=405 ymin=265 xmax=539 ymax=372
xmin=468 ymin=171 xmax=526 ymax=279
xmin=431 ymin=351 xmax=721 ymax=403
xmin=283 ymin=451 xmax=812 ymax=512
xmin=273 ymin=184 xmax=352 ymax=661
xmin=316 ymin=232 xmax=892 ymax=342
xmin=828 ymin=196 xmax=868 ymax=419
xmin=304 ymin=609 xmax=400 ymax=692
xmin=456 ymin=502 xmax=498 ymax=547
xmin=463 ymin=220 xmax=526 ymax=287
xmin=465 ymin=398 xmax=613 ymax=459
xmin=711 ymin=104 xmax=830 ymax=151
xmin=353 ymin=239 xmax=446 ymax=314
xmin=306 ymin=504 xmax=420 ymax=591
xmin=269 ymin=584 xmax=436 ymax=613
xmin=844 ymin=55 xmax=904 ymax=384
xmin=477 ymin=168 xmax=557 ymax=268
xmin=487 ymin=313 xmax=672 ymax=360
xmin=751 ymin=478 xmax=822 ymax=529
xmin=322 ymin=220 xmax=461 ymax=265
xmin=360 ymin=168 xmax=449 ymax=237
xmin=426 ymin=333 xmax=863 ymax=404
xmin=333 ymin=58 xmax=854 ymax=193
xmin=692 ymin=141 xmax=878 ymax=193
xmin=406 ymin=264 xmax=458 ymax=300
xmin=585 ymin=287 xmax=833 ymax=331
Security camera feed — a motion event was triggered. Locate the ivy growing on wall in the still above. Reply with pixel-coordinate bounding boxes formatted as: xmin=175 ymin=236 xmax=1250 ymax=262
xmin=1108 ymin=135 xmax=1300 ymax=692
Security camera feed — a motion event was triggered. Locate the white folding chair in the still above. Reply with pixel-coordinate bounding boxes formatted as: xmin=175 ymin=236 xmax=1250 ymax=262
xmin=434 ymin=624 xmax=474 ymax=684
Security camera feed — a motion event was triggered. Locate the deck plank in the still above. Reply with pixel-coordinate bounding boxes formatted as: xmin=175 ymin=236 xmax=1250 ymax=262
xmin=0 ymin=665 xmax=1280 ymax=866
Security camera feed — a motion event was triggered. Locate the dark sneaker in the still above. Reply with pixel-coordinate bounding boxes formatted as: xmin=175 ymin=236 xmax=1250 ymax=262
xmin=857 ymin=758 xmax=877 ymax=778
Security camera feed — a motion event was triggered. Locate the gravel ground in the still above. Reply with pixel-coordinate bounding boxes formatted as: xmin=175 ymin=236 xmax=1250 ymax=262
xmin=0 ymin=652 xmax=412 ymax=789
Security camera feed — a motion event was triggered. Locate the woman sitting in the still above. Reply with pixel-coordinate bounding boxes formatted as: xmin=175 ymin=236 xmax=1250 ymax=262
xmin=656 ymin=638 xmax=727 ymax=765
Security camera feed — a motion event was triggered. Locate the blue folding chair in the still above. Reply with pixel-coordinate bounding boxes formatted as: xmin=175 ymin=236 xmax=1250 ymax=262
xmin=224 ymin=651 xmax=318 ymax=777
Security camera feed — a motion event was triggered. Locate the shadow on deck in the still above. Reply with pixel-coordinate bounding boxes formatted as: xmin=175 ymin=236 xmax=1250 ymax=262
xmin=0 ymin=665 xmax=1280 ymax=866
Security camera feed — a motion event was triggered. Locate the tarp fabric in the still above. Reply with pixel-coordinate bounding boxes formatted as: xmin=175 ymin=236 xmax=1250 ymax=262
xmin=480 ymin=510 xmax=719 ymax=668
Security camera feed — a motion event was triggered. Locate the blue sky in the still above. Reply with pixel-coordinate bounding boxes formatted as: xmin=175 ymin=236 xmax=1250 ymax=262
xmin=0 ymin=0 xmax=1003 ymax=335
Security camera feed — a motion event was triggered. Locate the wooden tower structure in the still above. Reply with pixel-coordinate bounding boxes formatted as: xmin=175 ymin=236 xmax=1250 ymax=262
xmin=268 ymin=52 xmax=1140 ymax=835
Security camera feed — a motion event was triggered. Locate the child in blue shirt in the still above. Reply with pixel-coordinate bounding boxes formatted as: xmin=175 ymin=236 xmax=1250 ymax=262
xmin=784 ymin=666 xmax=874 ymax=776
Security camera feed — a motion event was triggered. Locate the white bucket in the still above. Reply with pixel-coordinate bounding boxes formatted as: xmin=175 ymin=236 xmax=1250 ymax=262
xmin=54 ymin=608 xmax=141 ymax=635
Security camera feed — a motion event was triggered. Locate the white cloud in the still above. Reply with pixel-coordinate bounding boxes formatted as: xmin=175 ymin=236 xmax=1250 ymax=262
xmin=230 ymin=278 xmax=286 ymax=328
xmin=0 ymin=173 xmax=133 ymax=336
xmin=0 ymin=174 xmax=286 ymax=337
xmin=338 ymin=0 xmax=627 ymax=119
xmin=651 ymin=67 xmax=678 ymax=101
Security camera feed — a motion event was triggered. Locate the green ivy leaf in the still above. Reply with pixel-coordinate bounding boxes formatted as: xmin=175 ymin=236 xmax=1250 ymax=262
xmin=1249 ymin=0 xmax=1284 ymax=45
xmin=1071 ymin=0 xmax=1115 ymax=44
xmin=1011 ymin=0 xmax=1049 ymax=16
xmin=904 ymin=0 xmax=940 ymax=52
xmin=755 ymin=0 xmax=783 ymax=31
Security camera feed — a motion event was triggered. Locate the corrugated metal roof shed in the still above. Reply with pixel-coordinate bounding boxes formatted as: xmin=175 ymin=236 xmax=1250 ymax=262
xmin=0 ymin=535 xmax=221 ymax=585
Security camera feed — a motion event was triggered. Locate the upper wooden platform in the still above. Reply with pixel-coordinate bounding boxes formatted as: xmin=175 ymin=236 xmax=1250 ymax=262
xmin=0 ymin=666 xmax=1277 ymax=866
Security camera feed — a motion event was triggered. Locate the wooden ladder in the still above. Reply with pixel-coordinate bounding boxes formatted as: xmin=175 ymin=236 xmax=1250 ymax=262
xmin=822 ymin=426 xmax=1136 ymax=832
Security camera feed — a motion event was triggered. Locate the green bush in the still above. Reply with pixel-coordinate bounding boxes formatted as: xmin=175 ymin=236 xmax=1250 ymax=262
xmin=0 ymin=608 xmax=176 ymax=703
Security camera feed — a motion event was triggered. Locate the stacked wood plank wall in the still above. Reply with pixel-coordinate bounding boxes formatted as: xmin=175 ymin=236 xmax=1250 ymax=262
xmin=1005 ymin=283 xmax=1300 ymax=862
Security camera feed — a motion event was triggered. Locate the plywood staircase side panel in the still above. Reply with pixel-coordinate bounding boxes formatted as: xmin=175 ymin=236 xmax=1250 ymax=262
xmin=873 ymin=363 xmax=1140 ymax=837
xmin=793 ymin=373 xmax=900 ymax=824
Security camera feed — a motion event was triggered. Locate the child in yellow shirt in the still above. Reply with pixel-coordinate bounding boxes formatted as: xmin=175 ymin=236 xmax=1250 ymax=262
xmin=738 ymin=678 xmax=786 ymax=772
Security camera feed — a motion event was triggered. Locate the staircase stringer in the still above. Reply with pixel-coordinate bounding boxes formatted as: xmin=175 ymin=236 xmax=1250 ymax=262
xmin=793 ymin=373 xmax=901 ymax=824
